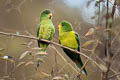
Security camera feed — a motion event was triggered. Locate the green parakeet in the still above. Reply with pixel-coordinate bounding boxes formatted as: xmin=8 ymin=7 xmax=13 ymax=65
xmin=37 ymin=9 xmax=55 ymax=67
xmin=58 ymin=21 xmax=87 ymax=75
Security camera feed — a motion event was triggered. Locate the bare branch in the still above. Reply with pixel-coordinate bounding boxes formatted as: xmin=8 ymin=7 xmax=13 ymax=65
xmin=0 ymin=31 xmax=117 ymax=75
xmin=108 ymin=72 xmax=120 ymax=79
xmin=50 ymin=46 xmax=79 ymax=73
xmin=0 ymin=31 xmax=99 ymax=67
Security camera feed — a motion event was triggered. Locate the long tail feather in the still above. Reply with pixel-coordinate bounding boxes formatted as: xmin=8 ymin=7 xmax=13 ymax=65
xmin=76 ymin=57 xmax=87 ymax=75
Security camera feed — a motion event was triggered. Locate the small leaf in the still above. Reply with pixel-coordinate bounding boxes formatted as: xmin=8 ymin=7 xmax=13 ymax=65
xmin=117 ymin=76 xmax=120 ymax=80
xmin=21 ymin=42 xmax=33 ymax=47
xmin=21 ymin=42 xmax=28 ymax=45
xmin=19 ymin=51 xmax=31 ymax=60
xmin=40 ymin=71 xmax=51 ymax=77
xmin=0 ymin=57 xmax=14 ymax=63
xmin=52 ymin=76 xmax=65 ymax=80
xmin=0 ymin=48 xmax=4 ymax=51
xmin=82 ymin=40 xmax=94 ymax=48
xmin=37 ymin=58 xmax=45 ymax=63
xmin=16 ymin=62 xmax=25 ymax=67
xmin=7 ymin=59 xmax=15 ymax=63
xmin=35 ymin=52 xmax=48 ymax=56
xmin=28 ymin=41 xmax=33 ymax=46
xmin=32 ymin=47 xmax=42 ymax=50
xmin=85 ymin=28 xmax=95 ymax=36
xmin=25 ymin=61 xmax=34 ymax=66
xmin=63 ymin=74 xmax=69 ymax=79
xmin=98 ymin=64 xmax=107 ymax=72
xmin=91 ymin=16 xmax=96 ymax=19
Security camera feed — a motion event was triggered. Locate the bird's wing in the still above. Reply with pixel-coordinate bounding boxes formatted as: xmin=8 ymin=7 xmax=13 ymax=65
xmin=75 ymin=32 xmax=80 ymax=51
xmin=37 ymin=24 xmax=40 ymax=37
xmin=59 ymin=39 xmax=61 ymax=44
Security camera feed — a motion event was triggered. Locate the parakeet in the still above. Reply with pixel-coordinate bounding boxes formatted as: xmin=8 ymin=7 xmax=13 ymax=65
xmin=58 ymin=21 xmax=87 ymax=75
xmin=37 ymin=9 xmax=55 ymax=67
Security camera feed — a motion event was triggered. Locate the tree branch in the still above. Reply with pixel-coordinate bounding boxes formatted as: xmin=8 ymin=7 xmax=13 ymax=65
xmin=108 ymin=72 xmax=120 ymax=79
xmin=0 ymin=31 xmax=117 ymax=75
xmin=0 ymin=31 xmax=99 ymax=67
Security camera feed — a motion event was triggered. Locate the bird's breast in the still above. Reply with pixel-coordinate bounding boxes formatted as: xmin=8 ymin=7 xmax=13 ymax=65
xmin=59 ymin=32 xmax=78 ymax=49
xmin=39 ymin=23 xmax=54 ymax=40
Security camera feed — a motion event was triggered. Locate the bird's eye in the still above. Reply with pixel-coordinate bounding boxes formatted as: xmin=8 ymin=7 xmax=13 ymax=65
xmin=62 ymin=24 xmax=64 ymax=26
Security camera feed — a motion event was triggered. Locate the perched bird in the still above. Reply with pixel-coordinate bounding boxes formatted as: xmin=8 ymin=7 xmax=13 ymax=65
xmin=58 ymin=21 xmax=87 ymax=75
xmin=37 ymin=9 xmax=55 ymax=67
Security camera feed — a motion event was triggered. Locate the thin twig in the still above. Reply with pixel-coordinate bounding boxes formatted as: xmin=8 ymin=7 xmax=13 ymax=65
xmin=111 ymin=31 xmax=120 ymax=45
xmin=108 ymin=72 xmax=120 ymax=79
xmin=110 ymin=0 xmax=118 ymax=19
xmin=103 ymin=0 xmax=117 ymax=79
xmin=79 ymin=40 xmax=99 ymax=74
xmin=81 ymin=48 xmax=92 ymax=52
xmin=79 ymin=59 xmax=89 ymax=74
xmin=111 ymin=49 xmax=120 ymax=61
xmin=0 ymin=31 xmax=100 ymax=69
xmin=50 ymin=46 xmax=79 ymax=73
xmin=0 ymin=31 xmax=118 ymax=75
xmin=108 ymin=0 xmax=119 ymax=10
xmin=97 ymin=0 xmax=101 ymax=25
xmin=103 ymin=0 xmax=112 ymax=79
xmin=95 ymin=54 xmax=119 ymax=80
xmin=57 ymin=64 xmax=67 ymax=73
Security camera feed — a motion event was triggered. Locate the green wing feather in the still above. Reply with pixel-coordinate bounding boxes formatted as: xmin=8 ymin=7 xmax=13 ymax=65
xmin=75 ymin=32 xmax=87 ymax=75
xmin=37 ymin=24 xmax=40 ymax=47
xmin=75 ymin=32 xmax=80 ymax=51
xmin=37 ymin=24 xmax=40 ymax=37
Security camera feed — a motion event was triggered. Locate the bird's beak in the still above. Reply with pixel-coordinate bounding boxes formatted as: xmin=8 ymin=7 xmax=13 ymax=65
xmin=48 ymin=13 xmax=52 ymax=19
xmin=58 ymin=24 xmax=61 ymax=30
xmin=49 ymin=13 xmax=52 ymax=16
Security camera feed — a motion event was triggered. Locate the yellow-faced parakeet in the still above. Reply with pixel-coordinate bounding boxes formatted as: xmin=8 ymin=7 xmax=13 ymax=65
xmin=58 ymin=21 xmax=87 ymax=75
xmin=37 ymin=9 xmax=55 ymax=67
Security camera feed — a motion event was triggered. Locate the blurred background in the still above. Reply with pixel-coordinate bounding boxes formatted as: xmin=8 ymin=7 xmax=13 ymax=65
xmin=0 ymin=0 xmax=120 ymax=80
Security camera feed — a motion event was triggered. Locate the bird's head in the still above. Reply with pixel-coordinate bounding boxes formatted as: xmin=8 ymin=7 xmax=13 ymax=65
xmin=58 ymin=20 xmax=73 ymax=32
xmin=40 ymin=9 xmax=52 ymax=20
